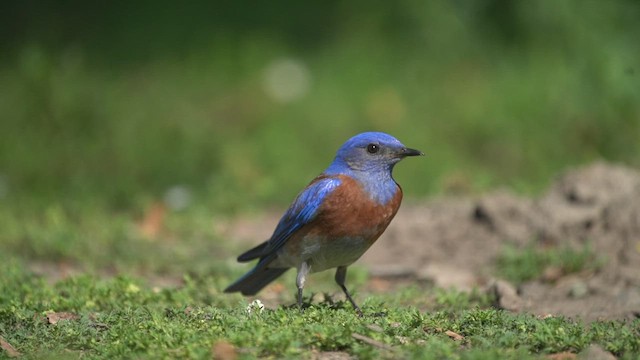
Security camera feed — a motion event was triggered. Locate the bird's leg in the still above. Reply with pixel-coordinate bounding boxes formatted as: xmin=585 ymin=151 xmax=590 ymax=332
xmin=296 ymin=261 xmax=311 ymax=311
xmin=335 ymin=266 xmax=363 ymax=316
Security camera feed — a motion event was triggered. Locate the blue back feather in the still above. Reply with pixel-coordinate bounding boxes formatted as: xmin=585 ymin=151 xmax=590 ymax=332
xmin=264 ymin=176 xmax=342 ymax=254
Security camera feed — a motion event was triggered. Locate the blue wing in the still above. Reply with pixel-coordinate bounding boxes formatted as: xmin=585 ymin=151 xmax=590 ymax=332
xmin=225 ymin=175 xmax=341 ymax=295
xmin=235 ymin=175 xmax=341 ymax=263
xmin=265 ymin=175 xmax=342 ymax=255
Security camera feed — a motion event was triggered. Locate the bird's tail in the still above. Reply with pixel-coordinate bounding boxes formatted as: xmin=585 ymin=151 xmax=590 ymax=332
xmin=224 ymin=266 xmax=290 ymax=296
xmin=237 ymin=241 xmax=269 ymax=262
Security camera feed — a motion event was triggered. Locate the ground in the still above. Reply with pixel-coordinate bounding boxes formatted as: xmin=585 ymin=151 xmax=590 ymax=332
xmin=2 ymin=162 xmax=639 ymax=359
xmin=223 ymin=162 xmax=640 ymax=323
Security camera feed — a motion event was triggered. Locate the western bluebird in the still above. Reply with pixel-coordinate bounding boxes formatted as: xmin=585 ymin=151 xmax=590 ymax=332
xmin=224 ymin=132 xmax=423 ymax=315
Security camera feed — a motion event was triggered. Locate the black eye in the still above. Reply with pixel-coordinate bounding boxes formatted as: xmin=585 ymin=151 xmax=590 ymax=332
xmin=366 ymin=143 xmax=379 ymax=154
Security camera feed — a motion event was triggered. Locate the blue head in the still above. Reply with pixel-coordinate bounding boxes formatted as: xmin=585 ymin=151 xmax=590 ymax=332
xmin=327 ymin=132 xmax=423 ymax=174
xmin=324 ymin=132 xmax=423 ymax=203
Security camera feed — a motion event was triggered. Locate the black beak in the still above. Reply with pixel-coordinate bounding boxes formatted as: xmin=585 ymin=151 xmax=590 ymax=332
xmin=401 ymin=147 xmax=424 ymax=157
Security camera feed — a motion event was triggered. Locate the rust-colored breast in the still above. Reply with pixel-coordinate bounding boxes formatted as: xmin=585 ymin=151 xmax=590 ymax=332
xmin=310 ymin=174 xmax=403 ymax=244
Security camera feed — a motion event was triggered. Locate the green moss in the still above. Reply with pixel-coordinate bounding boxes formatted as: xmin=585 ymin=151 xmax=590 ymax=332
xmin=0 ymin=263 xmax=638 ymax=359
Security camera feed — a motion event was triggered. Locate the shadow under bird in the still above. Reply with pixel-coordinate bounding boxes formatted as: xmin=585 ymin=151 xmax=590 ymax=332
xmin=224 ymin=132 xmax=423 ymax=315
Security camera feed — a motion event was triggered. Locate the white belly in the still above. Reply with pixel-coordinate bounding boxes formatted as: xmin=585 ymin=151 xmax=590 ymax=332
xmin=273 ymin=236 xmax=371 ymax=272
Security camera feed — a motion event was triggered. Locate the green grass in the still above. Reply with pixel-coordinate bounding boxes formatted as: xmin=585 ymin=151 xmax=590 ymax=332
xmin=0 ymin=193 xmax=636 ymax=359
xmin=1 ymin=261 xmax=638 ymax=359
xmin=0 ymin=203 xmax=636 ymax=359
xmin=0 ymin=201 xmax=233 ymax=276
xmin=495 ymin=244 xmax=602 ymax=284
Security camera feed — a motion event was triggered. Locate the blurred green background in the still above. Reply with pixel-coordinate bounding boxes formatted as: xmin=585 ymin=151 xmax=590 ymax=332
xmin=1 ymin=6 xmax=640 ymax=357
xmin=1 ymin=0 xmax=639 ymax=213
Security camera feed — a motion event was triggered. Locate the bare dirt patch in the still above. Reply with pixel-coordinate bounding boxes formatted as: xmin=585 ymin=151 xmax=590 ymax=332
xmin=226 ymin=162 xmax=640 ymax=321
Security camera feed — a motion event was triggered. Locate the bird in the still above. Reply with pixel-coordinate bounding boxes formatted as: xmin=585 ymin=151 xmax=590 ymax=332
xmin=224 ymin=132 xmax=423 ymax=315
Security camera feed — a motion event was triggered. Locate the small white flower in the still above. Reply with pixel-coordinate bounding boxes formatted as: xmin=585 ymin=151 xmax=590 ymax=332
xmin=246 ymin=299 xmax=265 ymax=314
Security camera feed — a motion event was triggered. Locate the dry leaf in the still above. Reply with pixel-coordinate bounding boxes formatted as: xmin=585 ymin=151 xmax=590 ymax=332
xmin=367 ymin=277 xmax=392 ymax=292
xmin=211 ymin=340 xmax=237 ymax=360
xmin=46 ymin=311 xmax=79 ymax=325
xmin=138 ymin=202 xmax=166 ymax=240
xmin=542 ymin=265 xmax=564 ymax=282
xmin=0 ymin=336 xmax=20 ymax=357
xmin=268 ymin=282 xmax=286 ymax=294
xmin=445 ymin=330 xmax=464 ymax=341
